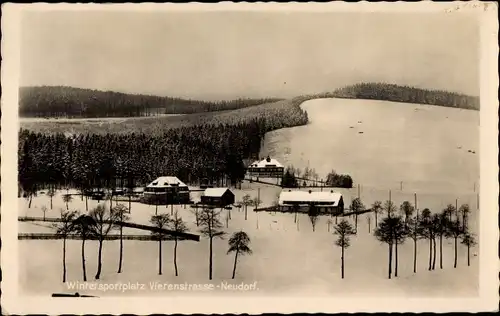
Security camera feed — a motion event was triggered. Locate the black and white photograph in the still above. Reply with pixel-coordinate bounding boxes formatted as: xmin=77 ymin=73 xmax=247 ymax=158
xmin=1 ymin=2 xmax=498 ymax=314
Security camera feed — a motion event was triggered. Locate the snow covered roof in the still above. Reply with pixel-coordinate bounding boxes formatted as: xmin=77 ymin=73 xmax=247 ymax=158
xmin=248 ymin=156 xmax=284 ymax=168
xmin=203 ymin=188 xmax=232 ymax=197
xmin=146 ymin=176 xmax=187 ymax=188
xmin=278 ymin=190 xmax=342 ymax=206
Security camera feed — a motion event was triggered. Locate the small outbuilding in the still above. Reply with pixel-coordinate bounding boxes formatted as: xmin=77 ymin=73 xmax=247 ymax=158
xmin=200 ymin=188 xmax=235 ymax=207
xmin=278 ymin=189 xmax=344 ymax=215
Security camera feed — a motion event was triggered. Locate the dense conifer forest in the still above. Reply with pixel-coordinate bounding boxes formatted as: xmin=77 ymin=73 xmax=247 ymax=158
xmin=18 ymin=103 xmax=309 ymax=194
xmin=19 ymin=83 xmax=479 ymax=119
xmin=329 ymin=83 xmax=480 ymax=110
xmin=19 ymin=86 xmax=283 ymax=118
xmin=18 ymin=82 xmax=478 ymax=194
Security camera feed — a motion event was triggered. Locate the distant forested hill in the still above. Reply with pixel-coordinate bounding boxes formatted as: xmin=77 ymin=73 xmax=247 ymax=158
xmin=19 ymin=86 xmax=283 ymax=118
xmin=328 ymin=83 xmax=480 ymax=110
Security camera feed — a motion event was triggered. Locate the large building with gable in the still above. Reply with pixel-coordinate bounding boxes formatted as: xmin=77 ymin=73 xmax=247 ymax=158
xmin=143 ymin=176 xmax=190 ymax=204
xmin=246 ymin=156 xmax=285 ymax=178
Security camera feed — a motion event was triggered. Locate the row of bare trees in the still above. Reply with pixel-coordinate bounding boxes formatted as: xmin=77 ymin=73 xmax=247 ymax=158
xmin=52 ymin=202 xmax=253 ymax=283
xmin=53 ymin=204 xmax=129 ymax=282
xmin=49 ymin=188 xmax=476 ymax=283
xmin=282 ymin=166 xmax=353 ymax=189
xmin=305 ymin=197 xmax=477 ymax=280
xmin=149 ymin=211 xmax=188 ymax=276
xmin=240 ymin=194 xmax=262 ymax=221
xmin=371 ymin=199 xmax=476 ymax=279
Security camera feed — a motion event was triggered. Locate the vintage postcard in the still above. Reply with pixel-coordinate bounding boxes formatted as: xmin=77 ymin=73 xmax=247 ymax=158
xmin=1 ymin=2 xmax=498 ymax=314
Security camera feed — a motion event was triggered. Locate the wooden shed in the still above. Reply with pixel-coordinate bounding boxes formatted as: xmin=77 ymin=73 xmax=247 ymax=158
xmin=200 ymin=188 xmax=235 ymax=207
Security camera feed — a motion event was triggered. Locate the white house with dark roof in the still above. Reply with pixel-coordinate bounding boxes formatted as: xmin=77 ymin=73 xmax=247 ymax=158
xmin=246 ymin=156 xmax=285 ymax=178
xmin=278 ymin=189 xmax=344 ymax=215
xmin=143 ymin=176 xmax=190 ymax=204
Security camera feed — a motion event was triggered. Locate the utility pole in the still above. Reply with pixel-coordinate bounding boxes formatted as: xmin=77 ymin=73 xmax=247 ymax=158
xmin=357 ymin=184 xmax=360 ymax=199
xmin=388 ymin=190 xmax=392 ymax=218
xmin=414 ymin=192 xmax=418 ymax=221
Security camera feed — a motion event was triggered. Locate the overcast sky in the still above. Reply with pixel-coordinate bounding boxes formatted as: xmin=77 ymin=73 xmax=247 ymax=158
xmin=20 ymin=10 xmax=479 ymax=100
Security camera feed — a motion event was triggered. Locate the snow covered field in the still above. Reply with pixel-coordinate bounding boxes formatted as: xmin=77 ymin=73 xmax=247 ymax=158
xmin=19 ymin=184 xmax=478 ymax=298
xmin=18 ymin=98 xmax=480 ymax=298
xmin=263 ymin=98 xmax=479 ymax=194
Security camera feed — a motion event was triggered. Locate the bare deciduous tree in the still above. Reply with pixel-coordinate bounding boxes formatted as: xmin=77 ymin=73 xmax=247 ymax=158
xmin=53 ymin=209 xmax=78 ymax=282
xmin=308 ymin=205 xmax=320 ymax=232
xmin=170 ymin=211 xmax=188 ymax=276
xmin=392 ymin=216 xmax=407 ymax=277
xmin=113 ymin=203 xmax=129 ymax=274
xmin=47 ymin=187 xmax=56 ymax=210
xmin=327 ymin=218 xmax=333 ymax=232
xmin=191 ymin=206 xmax=200 ymax=227
xmin=372 ymin=200 xmax=383 ymax=226
xmin=407 ymin=216 xmax=424 ymax=273
xmin=461 ymin=231 xmax=477 ymax=267
xmin=350 ymin=197 xmax=365 ymax=231
xmin=333 ymin=220 xmax=356 ymax=279
xmin=443 ymin=204 xmax=454 ymax=223
xmin=418 ymin=208 xmax=434 ymax=271
xmin=374 ymin=215 xmax=403 ymax=279
xmin=72 ymin=214 xmax=97 ymax=281
xmin=459 ymin=204 xmax=471 ymax=232
xmin=241 ymin=194 xmax=252 ymax=221
xmin=435 ymin=211 xmax=450 ymax=270
xmin=150 ymin=213 xmax=171 ymax=275
xmin=227 ymin=231 xmax=253 ymax=279
xmin=89 ymin=204 xmax=121 ymax=280
xmin=252 ymin=196 xmax=262 ymax=211
xmin=41 ymin=205 xmax=48 ymax=221
xmin=400 ymin=201 xmax=415 ymax=228
xmin=199 ymin=206 xmax=225 ymax=280
xmin=445 ymin=205 xmax=462 ymax=268
xmin=383 ymin=200 xmax=397 ymax=218
xmin=62 ymin=193 xmax=73 ymax=211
